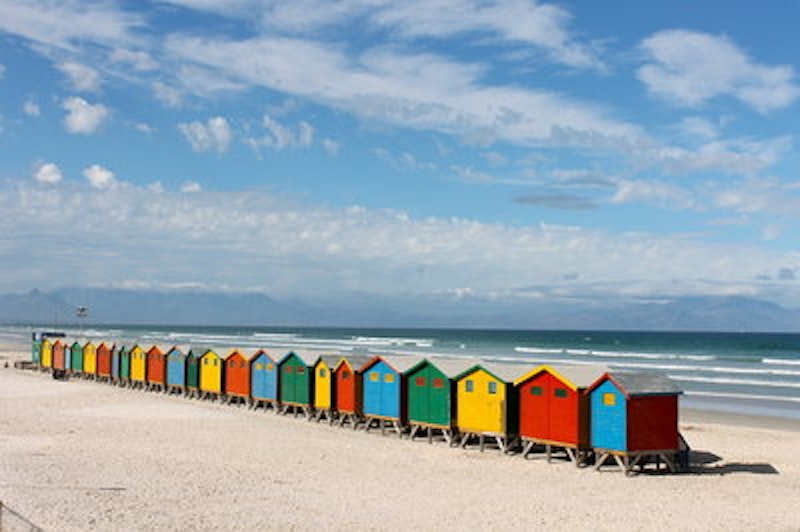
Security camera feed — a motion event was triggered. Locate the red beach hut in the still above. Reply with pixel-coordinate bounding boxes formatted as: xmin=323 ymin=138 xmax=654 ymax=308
xmin=52 ymin=339 xmax=66 ymax=371
xmin=514 ymin=364 xmax=607 ymax=464
xmin=96 ymin=342 xmax=113 ymax=382
xmin=224 ymin=349 xmax=251 ymax=404
xmin=145 ymin=345 xmax=167 ymax=392
xmin=332 ymin=355 xmax=371 ymax=427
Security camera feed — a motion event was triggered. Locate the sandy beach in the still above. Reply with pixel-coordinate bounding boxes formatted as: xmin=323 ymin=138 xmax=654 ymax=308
xmin=1 ymin=344 xmax=799 ymax=531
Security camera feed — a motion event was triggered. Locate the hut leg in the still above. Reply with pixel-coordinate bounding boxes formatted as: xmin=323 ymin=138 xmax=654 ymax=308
xmin=443 ymin=430 xmax=452 ymax=446
xmin=546 ymin=444 xmax=551 ymax=463
xmin=427 ymin=427 xmax=433 ymax=444
xmin=522 ymin=440 xmax=534 ymax=458
xmin=565 ymin=447 xmax=576 ymax=463
xmin=409 ymin=425 xmax=419 ymax=441
xmin=479 ymin=434 xmax=485 ymax=452
xmin=595 ymin=453 xmax=609 ymax=471
xmin=497 ymin=436 xmax=506 ymax=453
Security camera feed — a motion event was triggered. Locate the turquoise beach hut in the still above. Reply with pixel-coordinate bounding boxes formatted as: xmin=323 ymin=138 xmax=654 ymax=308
xmin=360 ymin=355 xmax=422 ymax=436
xmin=166 ymin=345 xmax=189 ymax=393
xmin=250 ymin=350 xmax=279 ymax=409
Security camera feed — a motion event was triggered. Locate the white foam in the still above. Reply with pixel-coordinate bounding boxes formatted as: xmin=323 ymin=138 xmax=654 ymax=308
xmin=762 ymin=357 xmax=800 ymax=366
xmin=670 ymin=375 xmax=800 ymax=389
xmin=685 ymin=390 xmax=800 ymax=404
xmin=514 ymin=346 xmax=715 ymax=362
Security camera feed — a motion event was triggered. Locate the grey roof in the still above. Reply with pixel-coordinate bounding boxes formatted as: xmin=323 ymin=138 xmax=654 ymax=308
xmin=334 ymin=355 xmax=373 ymax=372
xmin=199 ymin=346 xmax=234 ymax=358
xmin=603 ymin=371 xmax=683 ymax=396
xmin=317 ymin=354 xmax=343 ymax=367
xmin=535 ymin=364 xmax=609 ymax=389
xmin=369 ymin=354 xmax=425 ymax=373
xmin=278 ymin=349 xmax=322 ymax=366
xmin=481 ymin=361 xmax=535 ymax=383
xmin=413 ymin=357 xmax=482 ymax=378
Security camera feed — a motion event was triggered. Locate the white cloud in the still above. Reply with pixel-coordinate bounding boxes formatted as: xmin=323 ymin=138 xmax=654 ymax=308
xmin=0 ymin=0 xmax=142 ymax=50
xmin=638 ymin=30 xmax=800 ymax=114
xmin=109 ymin=48 xmax=157 ymax=71
xmin=608 ymin=179 xmax=695 ymax=210
xmin=677 ymin=117 xmax=720 ymax=140
xmin=0 ymin=179 xmax=795 ymax=304
xmin=0 ymin=63 xmax=5 ymax=79
xmin=374 ymin=148 xmax=437 ymax=171
xmin=62 ymin=96 xmax=109 ymax=134
xmin=134 ymin=122 xmax=156 ymax=134
xmin=321 ymin=138 xmax=340 ymax=156
xmin=23 ymin=99 xmax=41 ymax=116
xmin=153 ymin=81 xmax=182 ymax=108
xmin=32 ymin=162 xmax=62 ymax=184
xmin=246 ymin=114 xmax=315 ymax=152
xmin=178 ymin=116 xmax=232 ymax=154
xmin=56 ymin=62 xmax=101 ymax=92
xmin=82 ymin=164 xmax=117 ymax=189
xmin=162 ymin=0 xmax=603 ymax=70
xmin=164 ymin=35 xmax=637 ymax=148
xmin=181 ymin=181 xmax=202 ymax=193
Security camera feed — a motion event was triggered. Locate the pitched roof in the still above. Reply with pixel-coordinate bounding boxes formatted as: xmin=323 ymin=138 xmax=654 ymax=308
xmin=333 ymin=355 xmax=373 ymax=372
xmin=408 ymin=357 xmax=481 ymax=378
xmin=591 ymin=371 xmax=683 ymax=396
xmin=514 ymin=364 xmax=609 ymax=389
xmin=278 ymin=349 xmax=320 ymax=366
xmin=199 ymin=346 xmax=232 ymax=358
xmin=361 ymin=354 xmax=425 ymax=373
xmin=455 ymin=361 xmax=532 ymax=383
xmin=316 ymin=354 xmax=343 ymax=368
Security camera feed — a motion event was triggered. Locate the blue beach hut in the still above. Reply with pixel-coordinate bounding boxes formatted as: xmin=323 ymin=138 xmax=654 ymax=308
xmin=250 ymin=350 xmax=279 ymax=409
xmin=166 ymin=345 xmax=189 ymax=393
xmin=360 ymin=355 xmax=422 ymax=436
xmin=111 ymin=342 xmax=121 ymax=382
xmin=588 ymin=371 xmax=683 ymax=474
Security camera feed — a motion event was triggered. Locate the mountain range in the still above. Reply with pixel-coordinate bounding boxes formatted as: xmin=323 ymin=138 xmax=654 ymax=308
xmin=1 ymin=287 xmax=799 ymax=332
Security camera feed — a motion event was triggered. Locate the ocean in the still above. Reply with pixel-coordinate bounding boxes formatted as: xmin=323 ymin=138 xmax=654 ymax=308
xmin=4 ymin=324 xmax=800 ymax=420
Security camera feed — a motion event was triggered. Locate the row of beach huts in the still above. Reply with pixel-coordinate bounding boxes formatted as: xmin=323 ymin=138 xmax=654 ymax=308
xmin=31 ymin=335 xmax=688 ymax=475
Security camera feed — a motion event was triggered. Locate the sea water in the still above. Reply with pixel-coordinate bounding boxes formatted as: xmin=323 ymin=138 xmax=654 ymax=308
xmin=5 ymin=325 xmax=800 ymax=420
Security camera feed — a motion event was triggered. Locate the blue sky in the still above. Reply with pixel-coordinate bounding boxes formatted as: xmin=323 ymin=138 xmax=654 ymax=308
xmin=2 ymin=0 xmax=800 ymax=310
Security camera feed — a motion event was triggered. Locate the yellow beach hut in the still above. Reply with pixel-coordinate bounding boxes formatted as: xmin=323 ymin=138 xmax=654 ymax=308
xmin=454 ymin=362 xmax=530 ymax=452
xmin=130 ymin=344 xmax=147 ymax=389
xmin=199 ymin=347 xmax=226 ymax=400
xmin=41 ymin=338 xmax=53 ymax=370
xmin=83 ymin=341 xmax=97 ymax=379
xmin=312 ymin=354 xmax=341 ymax=423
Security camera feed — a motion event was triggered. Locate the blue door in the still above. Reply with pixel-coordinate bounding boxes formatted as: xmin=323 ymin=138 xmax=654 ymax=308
xmin=167 ymin=349 xmax=185 ymax=387
xmin=591 ymin=380 xmax=626 ymax=451
xmin=363 ymin=360 xmax=399 ymax=419
xmin=111 ymin=346 xmax=120 ymax=379
xmin=251 ymin=353 xmax=278 ymax=400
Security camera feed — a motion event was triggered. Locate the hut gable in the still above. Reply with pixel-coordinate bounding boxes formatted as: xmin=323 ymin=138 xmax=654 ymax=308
xmin=589 ymin=371 xmax=683 ymax=397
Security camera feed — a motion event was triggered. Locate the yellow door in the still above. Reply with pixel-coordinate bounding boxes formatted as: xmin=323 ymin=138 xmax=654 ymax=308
xmin=84 ymin=343 xmax=97 ymax=375
xmin=314 ymin=361 xmax=331 ymax=410
xmin=41 ymin=340 xmax=53 ymax=368
xmin=131 ymin=346 xmax=146 ymax=381
xmin=200 ymin=353 xmax=222 ymax=393
xmin=457 ymin=369 xmax=505 ymax=434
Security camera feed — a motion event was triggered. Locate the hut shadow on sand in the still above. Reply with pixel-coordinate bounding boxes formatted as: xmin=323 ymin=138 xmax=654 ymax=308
xmin=686 ymin=450 xmax=779 ymax=476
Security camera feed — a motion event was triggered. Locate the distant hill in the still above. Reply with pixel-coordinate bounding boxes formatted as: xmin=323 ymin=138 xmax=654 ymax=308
xmin=0 ymin=288 xmax=799 ymax=332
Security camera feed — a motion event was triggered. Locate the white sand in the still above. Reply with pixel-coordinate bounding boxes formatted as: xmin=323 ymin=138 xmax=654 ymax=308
xmin=1 ymin=346 xmax=799 ymax=531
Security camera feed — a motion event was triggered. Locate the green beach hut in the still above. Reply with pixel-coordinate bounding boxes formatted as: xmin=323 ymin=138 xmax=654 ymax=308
xmin=70 ymin=341 xmax=84 ymax=375
xmin=119 ymin=345 xmax=131 ymax=386
xmin=186 ymin=350 xmax=200 ymax=398
xmin=278 ymin=351 xmax=316 ymax=417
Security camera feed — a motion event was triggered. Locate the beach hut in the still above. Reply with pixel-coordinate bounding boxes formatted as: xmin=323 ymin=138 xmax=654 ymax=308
xmin=249 ymin=350 xmax=279 ymax=410
xmin=587 ymin=371 xmax=683 ymax=474
xmin=129 ymin=345 xmax=147 ymax=389
xmin=277 ymin=351 xmax=316 ymax=417
xmin=199 ymin=347 xmax=225 ymax=400
xmin=31 ymin=335 xmax=41 ymax=366
xmin=360 ymin=355 xmax=422 ymax=436
xmin=69 ymin=341 xmax=84 ymax=376
xmin=52 ymin=339 xmax=66 ymax=372
xmin=311 ymin=354 xmax=341 ymax=422
xmin=145 ymin=345 xmax=167 ymax=392
xmin=186 ymin=350 xmax=200 ymax=398
xmin=83 ymin=341 xmax=97 ymax=379
xmin=96 ymin=342 xmax=113 ymax=382
xmin=41 ymin=338 xmax=53 ymax=370
xmin=110 ymin=343 xmax=121 ymax=384
xmin=332 ymin=355 xmax=372 ymax=428
xmin=514 ymin=364 xmax=607 ymax=464
xmin=166 ymin=346 xmax=189 ymax=394
xmin=405 ymin=358 xmax=475 ymax=444
xmin=454 ymin=362 xmax=529 ymax=452
xmin=118 ymin=345 xmax=131 ymax=387
xmin=224 ymin=349 xmax=251 ymax=404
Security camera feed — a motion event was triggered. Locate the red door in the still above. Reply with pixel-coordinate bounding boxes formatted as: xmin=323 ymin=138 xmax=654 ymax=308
xmin=335 ymin=365 xmax=355 ymax=413
xmin=53 ymin=342 xmax=65 ymax=370
xmin=97 ymin=345 xmax=111 ymax=376
xmin=519 ymin=372 xmax=549 ymax=440
xmin=147 ymin=348 xmax=166 ymax=384
xmin=225 ymin=353 xmax=250 ymax=397
xmin=548 ymin=375 xmax=578 ymax=446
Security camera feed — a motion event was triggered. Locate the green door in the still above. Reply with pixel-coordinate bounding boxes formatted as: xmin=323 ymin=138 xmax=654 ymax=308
xmin=71 ymin=344 xmax=84 ymax=372
xmin=409 ymin=365 xmax=430 ymax=423
xmin=427 ymin=367 xmax=450 ymax=427
xmin=186 ymin=354 xmax=199 ymax=388
xmin=120 ymin=348 xmax=130 ymax=379
xmin=32 ymin=340 xmax=41 ymax=364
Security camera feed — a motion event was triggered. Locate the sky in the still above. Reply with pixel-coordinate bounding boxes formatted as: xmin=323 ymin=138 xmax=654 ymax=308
xmin=1 ymin=0 xmax=800 ymax=312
